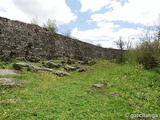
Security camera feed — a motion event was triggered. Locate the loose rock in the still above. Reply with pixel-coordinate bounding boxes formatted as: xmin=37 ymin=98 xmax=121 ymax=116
xmin=66 ymin=59 xmax=75 ymax=65
xmin=13 ymin=62 xmax=52 ymax=72
xmin=0 ymin=78 xmax=17 ymax=83
xmin=26 ymin=56 xmax=40 ymax=63
xmin=7 ymin=99 xmax=18 ymax=103
xmin=81 ymin=59 xmax=96 ymax=66
xmin=88 ymin=60 xmax=96 ymax=66
xmin=0 ymin=83 xmax=21 ymax=88
xmin=92 ymin=84 xmax=104 ymax=88
xmin=64 ymin=65 xmax=77 ymax=71
xmin=0 ymin=69 xmax=18 ymax=75
xmin=110 ymin=92 xmax=119 ymax=97
xmin=45 ymin=61 xmax=61 ymax=68
xmin=13 ymin=62 xmax=29 ymax=70
xmin=53 ymin=70 xmax=70 ymax=77
xmin=28 ymin=65 xmax=53 ymax=72
xmin=16 ymin=57 xmax=26 ymax=61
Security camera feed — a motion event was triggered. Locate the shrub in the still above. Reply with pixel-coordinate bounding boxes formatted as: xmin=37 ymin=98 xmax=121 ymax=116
xmin=43 ymin=19 xmax=57 ymax=33
xmin=30 ymin=17 xmax=40 ymax=27
xmin=125 ymin=39 xmax=160 ymax=69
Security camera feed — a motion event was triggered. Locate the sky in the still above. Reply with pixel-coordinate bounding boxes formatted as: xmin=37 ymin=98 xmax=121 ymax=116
xmin=0 ymin=0 xmax=160 ymax=48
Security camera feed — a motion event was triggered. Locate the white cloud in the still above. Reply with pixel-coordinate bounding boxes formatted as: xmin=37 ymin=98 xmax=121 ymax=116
xmin=91 ymin=0 xmax=160 ymax=26
xmin=0 ymin=0 xmax=77 ymax=25
xmin=0 ymin=0 xmax=30 ymax=23
xmin=80 ymin=0 xmax=113 ymax=12
xmin=71 ymin=21 xmax=144 ymax=48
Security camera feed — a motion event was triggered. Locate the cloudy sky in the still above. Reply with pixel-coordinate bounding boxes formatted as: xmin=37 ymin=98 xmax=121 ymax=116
xmin=0 ymin=0 xmax=160 ymax=48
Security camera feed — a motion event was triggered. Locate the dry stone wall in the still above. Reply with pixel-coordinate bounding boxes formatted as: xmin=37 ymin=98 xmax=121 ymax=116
xmin=0 ymin=17 xmax=123 ymax=61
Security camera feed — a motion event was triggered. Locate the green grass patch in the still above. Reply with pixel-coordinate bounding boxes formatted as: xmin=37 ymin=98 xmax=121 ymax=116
xmin=0 ymin=59 xmax=160 ymax=119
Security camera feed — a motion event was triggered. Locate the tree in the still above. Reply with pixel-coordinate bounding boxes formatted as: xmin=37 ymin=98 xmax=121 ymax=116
xmin=114 ymin=36 xmax=126 ymax=63
xmin=114 ymin=36 xmax=125 ymax=50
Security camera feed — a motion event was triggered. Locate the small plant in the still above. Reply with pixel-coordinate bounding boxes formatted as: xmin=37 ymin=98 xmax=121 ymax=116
xmin=96 ymin=43 xmax=102 ymax=47
xmin=43 ymin=19 xmax=57 ymax=33
xmin=30 ymin=17 xmax=40 ymax=28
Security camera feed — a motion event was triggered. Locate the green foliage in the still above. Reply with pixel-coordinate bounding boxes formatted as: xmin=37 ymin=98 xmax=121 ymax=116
xmin=152 ymin=67 xmax=160 ymax=74
xmin=31 ymin=23 xmax=41 ymax=28
xmin=124 ymin=39 xmax=160 ymax=69
xmin=0 ymin=59 xmax=160 ymax=119
xmin=30 ymin=17 xmax=41 ymax=28
xmin=0 ymin=61 xmax=6 ymax=67
xmin=43 ymin=19 xmax=57 ymax=33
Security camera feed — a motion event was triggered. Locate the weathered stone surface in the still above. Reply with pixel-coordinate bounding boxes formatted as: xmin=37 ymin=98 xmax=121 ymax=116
xmin=0 ymin=78 xmax=17 ymax=82
xmin=44 ymin=61 xmax=60 ymax=68
xmin=13 ymin=62 xmax=30 ymax=70
xmin=53 ymin=70 xmax=70 ymax=77
xmin=28 ymin=65 xmax=53 ymax=72
xmin=78 ymin=68 xmax=88 ymax=72
xmin=0 ymin=83 xmax=21 ymax=88
xmin=81 ymin=59 xmax=96 ymax=66
xmin=26 ymin=56 xmax=40 ymax=62
xmin=66 ymin=59 xmax=75 ymax=65
xmin=13 ymin=62 xmax=52 ymax=72
xmin=88 ymin=60 xmax=96 ymax=66
xmin=110 ymin=92 xmax=119 ymax=97
xmin=0 ymin=16 xmax=123 ymax=61
xmin=7 ymin=99 xmax=18 ymax=103
xmin=73 ymin=65 xmax=80 ymax=69
xmin=64 ymin=65 xmax=77 ymax=71
xmin=0 ymin=69 xmax=18 ymax=75
xmin=92 ymin=84 xmax=104 ymax=88
xmin=16 ymin=57 xmax=26 ymax=61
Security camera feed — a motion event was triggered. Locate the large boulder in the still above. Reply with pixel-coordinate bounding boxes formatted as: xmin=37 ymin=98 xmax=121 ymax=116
xmin=13 ymin=62 xmax=52 ymax=72
xmin=13 ymin=62 xmax=30 ymax=70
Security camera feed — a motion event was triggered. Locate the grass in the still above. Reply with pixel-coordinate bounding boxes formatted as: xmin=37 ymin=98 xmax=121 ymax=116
xmin=0 ymin=59 xmax=160 ymax=119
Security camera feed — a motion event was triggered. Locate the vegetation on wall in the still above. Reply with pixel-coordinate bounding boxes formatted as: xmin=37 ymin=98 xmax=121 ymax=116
xmin=43 ymin=19 xmax=57 ymax=33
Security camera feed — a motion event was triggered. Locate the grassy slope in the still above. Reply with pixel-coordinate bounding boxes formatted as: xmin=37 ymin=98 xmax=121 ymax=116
xmin=0 ymin=59 xmax=160 ymax=120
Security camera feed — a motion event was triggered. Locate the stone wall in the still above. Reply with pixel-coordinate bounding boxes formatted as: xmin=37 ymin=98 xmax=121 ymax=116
xmin=0 ymin=17 xmax=123 ymax=61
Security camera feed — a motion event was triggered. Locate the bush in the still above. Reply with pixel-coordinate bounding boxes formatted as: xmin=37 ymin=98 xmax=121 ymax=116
xmin=125 ymin=39 xmax=160 ymax=69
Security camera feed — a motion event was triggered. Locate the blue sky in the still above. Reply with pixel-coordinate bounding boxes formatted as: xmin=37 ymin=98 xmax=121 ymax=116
xmin=0 ymin=0 xmax=160 ymax=48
